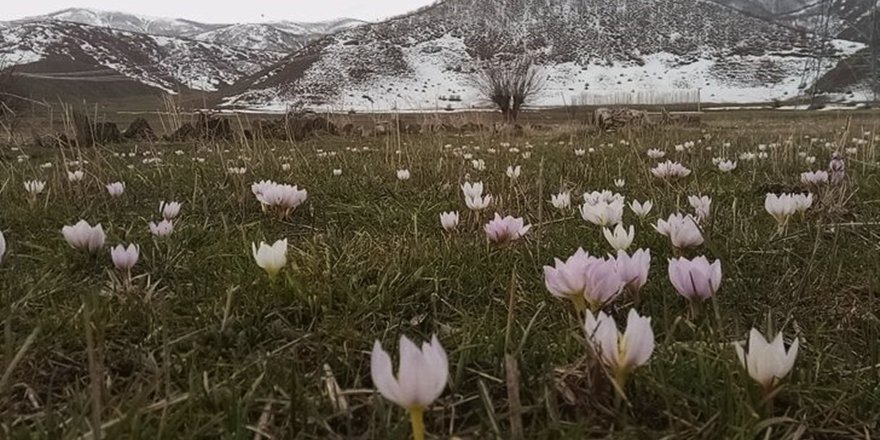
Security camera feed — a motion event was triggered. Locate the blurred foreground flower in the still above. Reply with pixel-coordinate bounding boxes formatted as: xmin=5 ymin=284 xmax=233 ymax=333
xmin=371 ymin=335 xmax=448 ymax=440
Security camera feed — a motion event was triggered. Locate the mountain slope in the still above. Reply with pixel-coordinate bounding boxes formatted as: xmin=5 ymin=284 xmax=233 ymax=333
xmin=0 ymin=20 xmax=284 ymax=95
xmin=223 ymin=0 xmax=864 ymax=111
xmin=31 ymin=8 xmax=366 ymax=52
xmin=711 ymin=0 xmax=877 ymax=41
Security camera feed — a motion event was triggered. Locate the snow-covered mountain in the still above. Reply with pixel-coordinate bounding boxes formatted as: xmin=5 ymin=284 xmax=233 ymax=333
xmin=28 ymin=8 xmax=366 ymax=52
xmin=711 ymin=0 xmax=877 ymax=41
xmin=0 ymin=20 xmax=285 ymax=94
xmin=222 ymin=0 xmax=865 ymax=111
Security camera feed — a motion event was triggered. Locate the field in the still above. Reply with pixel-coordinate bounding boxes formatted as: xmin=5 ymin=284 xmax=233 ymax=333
xmin=1 ymin=109 xmax=879 ymax=439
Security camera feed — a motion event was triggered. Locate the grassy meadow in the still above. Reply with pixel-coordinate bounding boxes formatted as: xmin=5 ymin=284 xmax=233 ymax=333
xmin=1 ymin=110 xmax=879 ymax=439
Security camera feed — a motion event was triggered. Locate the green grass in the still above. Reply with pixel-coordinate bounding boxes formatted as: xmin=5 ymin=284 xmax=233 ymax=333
xmin=1 ymin=111 xmax=879 ymax=439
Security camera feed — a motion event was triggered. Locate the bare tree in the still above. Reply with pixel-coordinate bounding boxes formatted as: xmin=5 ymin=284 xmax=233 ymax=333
xmin=471 ymin=56 xmax=544 ymax=122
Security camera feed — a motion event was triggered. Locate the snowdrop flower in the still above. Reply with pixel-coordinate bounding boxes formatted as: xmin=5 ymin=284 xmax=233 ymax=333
xmin=688 ymin=195 xmax=712 ymax=223
xmin=24 ymin=180 xmax=46 ymax=195
xmin=674 ymin=144 xmax=686 ymax=152
xmin=580 ymin=200 xmax=625 ymax=227
xmin=629 ymin=200 xmax=653 ymax=219
xmin=544 ymin=248 xmax=595 ymax=309
xmin=717 ymin=160 xmax=737 ymax=172
xmin=460 ymin=181 xmax=484 ymax=199
xmin=333 ymin=169 xmax=343 ymax=176
xmin=804 ymin=156 xmax=816 ymax=164
xmin=106 ymin=182 xmax=125 ymax=197
xmin=465 ymin=195 xmax=492 ymax=211
xmin=765 ymin=194 xmax=797 ymax=229
xmin=845 ymin=147 xmax=858 ymax=155
xmin=160 ymin=201 xmax=182 ymax=220
xmin=800 ymin=170 xmax=828 ymax=186
xmin=227 ymin=167 xmax=247 ymax=175
xmin=734 ymin=329 xmax=799 ymax=392
xmin=110 ymin=244 xmax=139 ymax=271
xmin=148 ymin=220 xmax=174 ymax=237
xmin=650 ymin=161 xmax=691 ymax=179
xmin=68 ymin=171 xmax=85 ymax=182
xmin=588 ymin=147 xmax=596 ymax=153
xmin=397 ymin=169 xmax=411 ymax=181
xmin=654 ymin=213 xmax=703 ymax=249
xmin=603 ymin=224 xmax=634 ymax=251
xmin=668 ymin=256 xmax=722 ymax=301
xmin=647 ymin=148 xmax=666 ymax=159
xmin=62 ymin=220 xmax=105 ymax=254
xmin=252 ymin=239 xmax=287 ymax=278
xmin=281 ymin=163 xmax=291 ymax=171
xmin=484 ymin=213 xmax=530 ymax=244
xmin=439 ymin=211 xmax=459 ymax=232
xmin=471 ymin=159 xmax=485 ymax=171
xmin=757 ymin=152 xmax=769 ymax=160
xmin=739 ymin=152 xmax=756 ymax=161
xmin=0 ymin=230 xmax=5 ymax=265
xmin=616 ymin=249 xmax=651 ymax=293
xmin=550 ymin=192 xmax=571 ymax=210
xmin=792 ymin=193 xmax=813 ymax=213
xmin=614 ymin=179 xmax=625 ymax=188
xmin=574 ymin=149 xmax=586 ymax=157
xmin=506 ymin=166 xmax=521 ymax=179
xmin=371 ymin=335 xmax=448 ymax=440
xmin=584 ymin=309 xmax=655 ymax=388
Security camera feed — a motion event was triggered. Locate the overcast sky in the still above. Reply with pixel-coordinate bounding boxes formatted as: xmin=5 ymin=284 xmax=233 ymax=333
xmin=3 ymin=1 xmax=436 ymax=23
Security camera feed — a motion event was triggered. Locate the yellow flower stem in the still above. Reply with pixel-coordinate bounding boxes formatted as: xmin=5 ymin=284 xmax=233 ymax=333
xmin=572 ymin=296 xmax=587 ymax=315
xmin=409 ymin=406 xmax=425 ymax=440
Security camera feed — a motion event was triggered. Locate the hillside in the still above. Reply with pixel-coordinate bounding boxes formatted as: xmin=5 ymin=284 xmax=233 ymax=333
xmin=222 ymin=0 xmax=864 ymax=111
xmin=0 ymin=20 xmax=285 ymax=102
xmin=31 ymin=8 xmax=366 ymax=52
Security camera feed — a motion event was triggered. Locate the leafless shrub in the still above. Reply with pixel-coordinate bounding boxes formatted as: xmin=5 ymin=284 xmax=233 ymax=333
xmin=470 ymin=56 xmax=544 ymax=122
